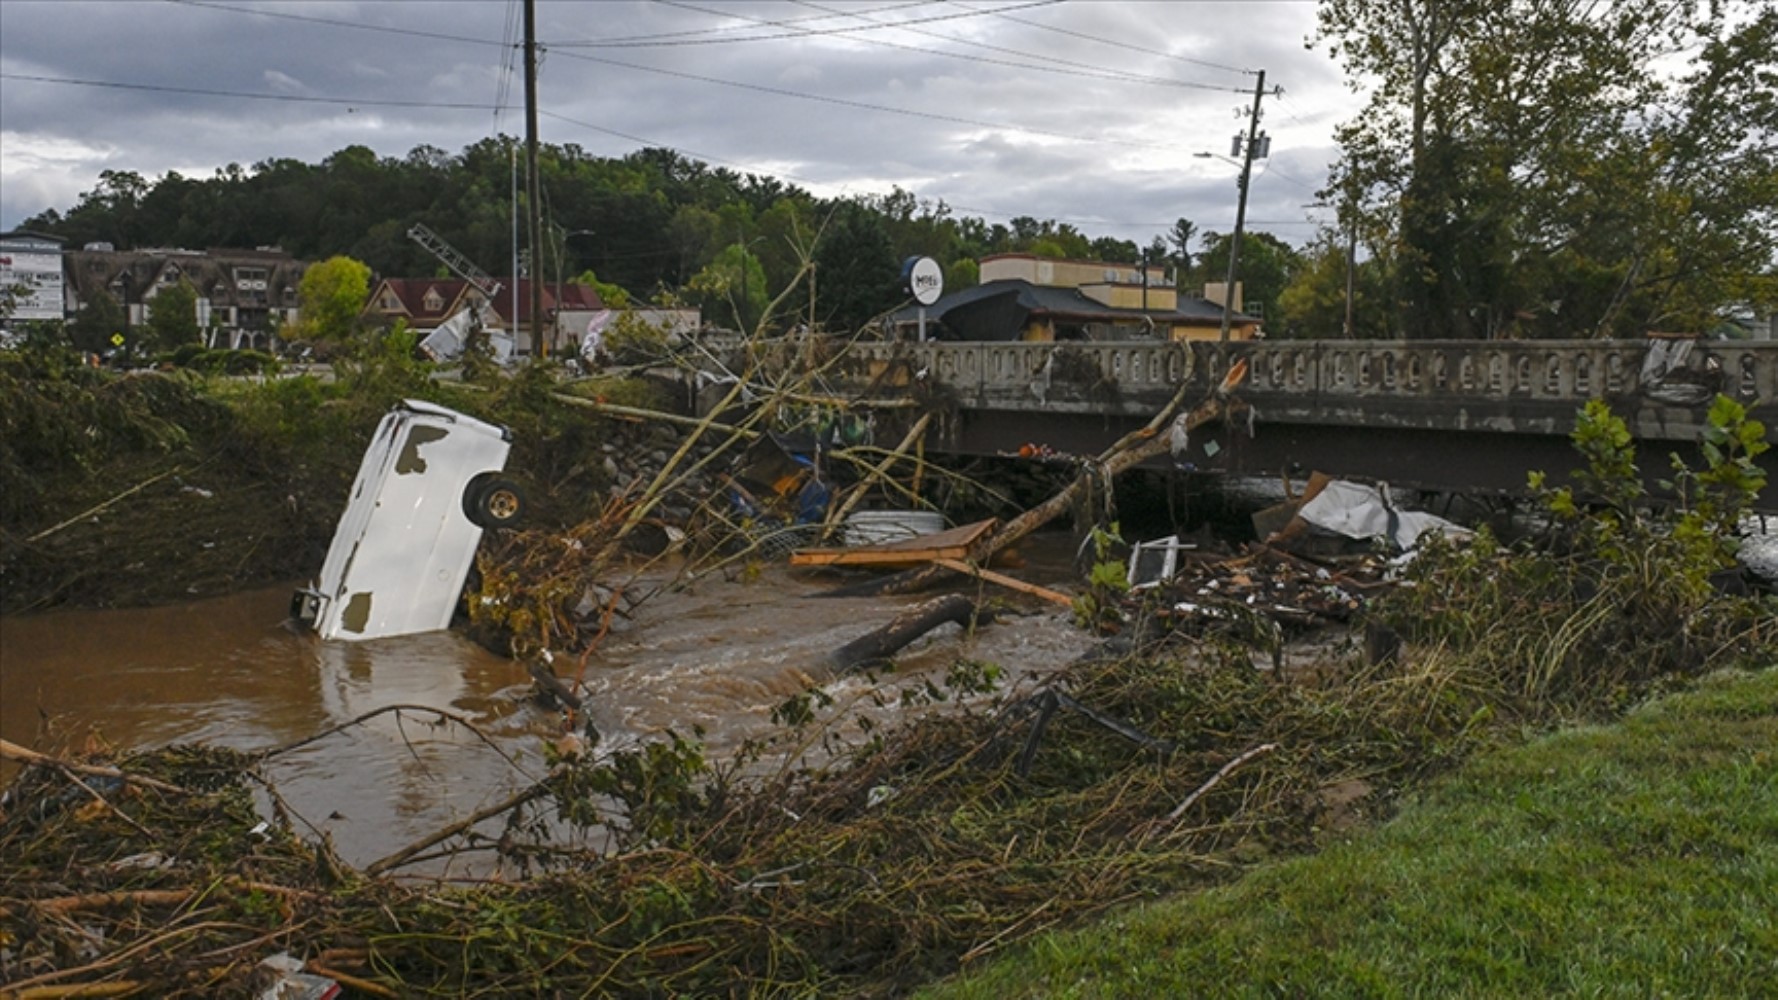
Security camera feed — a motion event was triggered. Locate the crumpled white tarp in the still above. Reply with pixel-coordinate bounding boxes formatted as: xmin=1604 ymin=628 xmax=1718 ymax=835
xmin=1297 ymin=480 xmax=1473 ymax=551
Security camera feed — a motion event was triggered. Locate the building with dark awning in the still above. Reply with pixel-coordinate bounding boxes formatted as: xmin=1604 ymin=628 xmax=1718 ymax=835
xmin=889 ymin=254 xmax=1261 ymax=342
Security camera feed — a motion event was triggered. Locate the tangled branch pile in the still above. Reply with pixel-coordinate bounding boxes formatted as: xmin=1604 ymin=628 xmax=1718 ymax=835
xmin=8 ymin=518 xmax=1767 ymax=1000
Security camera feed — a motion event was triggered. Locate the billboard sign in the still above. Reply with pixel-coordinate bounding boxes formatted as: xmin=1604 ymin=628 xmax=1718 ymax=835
xmin=0 ymin=233 xmax=65 ymax=322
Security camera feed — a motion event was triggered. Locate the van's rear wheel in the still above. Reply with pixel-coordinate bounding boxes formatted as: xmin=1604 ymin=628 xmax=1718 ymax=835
xmin=464 ymin=475 xmax=527 ymax=529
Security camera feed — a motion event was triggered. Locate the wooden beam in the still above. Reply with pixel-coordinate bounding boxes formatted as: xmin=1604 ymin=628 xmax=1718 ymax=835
xmin=932 ymin=558 xmax=1074 ymax=607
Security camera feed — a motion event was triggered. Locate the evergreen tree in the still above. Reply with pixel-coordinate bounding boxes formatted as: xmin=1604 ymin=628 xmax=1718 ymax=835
xmin=68 ymin=288 xmax=125 ymax=354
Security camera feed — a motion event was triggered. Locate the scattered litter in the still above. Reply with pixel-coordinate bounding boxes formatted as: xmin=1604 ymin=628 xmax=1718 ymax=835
xmin=257 ymin=952 xmax=340 ymax=1000
xmin=1256 ymin=472 xmax=1471 ymax=556
xmin=1142 ymin=542 xmax=1391 ymax=635
xmin=1639 ymin=334 xmax=1721 ymax=406
xmin=107 ymin=851 xmax=171 ymax=871
xmin=1296 ymin=480 xmax=1471 ymax=552
xmin=1127 ymin=535 xmax=1193 ymax=590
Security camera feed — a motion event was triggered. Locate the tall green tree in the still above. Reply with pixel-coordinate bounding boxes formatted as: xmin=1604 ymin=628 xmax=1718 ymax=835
xmin=686 ymin=243 xmax=766 ymax=333
xmin=1165 ymin=218 xmax=1199 ymax=280
xmin=812 ymin=202 xmax=900 ymax=334
xmin=145 ymin=279 xmax=200 ymax=351
xmin=1316 ymin=0 xmax=1778 ymax=339
xmin=1198 ymin=231 xmax=1303 ymax=329
xmin=68 ymin=288 xmax=126 ymax=354
xmin=295 ymin=256 xmax=371 ymax=341
xmin=1277 ymin=233 xmax=1395 ymax=339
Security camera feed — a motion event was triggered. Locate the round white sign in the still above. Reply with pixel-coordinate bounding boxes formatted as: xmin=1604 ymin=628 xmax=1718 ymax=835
xmin=905 ymin=256 xmax=944 ymax=306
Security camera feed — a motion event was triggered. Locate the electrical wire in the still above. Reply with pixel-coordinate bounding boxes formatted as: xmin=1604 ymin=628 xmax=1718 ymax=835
xmin=536 ymin=108 xmax=1302 ymax=235
xmin=551 ymin=0 xmax=1056 ymax=47
xmin=0 ymin=72 xmax=499 ymax=112
xmin=779 ymin=0 xmax=1248 ymax=92
xmin=165 ymin=0 xmax=506 ymax=48
xmin=547 ymin=49 xmax=1197 ymax=151
xmin=630 ymin=0 xmax=1249 ymax=93
xmin=493 ymin=0 xmax=523 ymax=132
xmin=952 ymin=0 xmax=1254 ymax=76
xmin=579 ymin=0 xmax=945 ymax=46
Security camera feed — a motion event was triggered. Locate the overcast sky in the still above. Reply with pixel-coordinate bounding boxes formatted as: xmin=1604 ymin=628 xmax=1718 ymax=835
xmin=0 ymin=0 xmax=1362 ymax=253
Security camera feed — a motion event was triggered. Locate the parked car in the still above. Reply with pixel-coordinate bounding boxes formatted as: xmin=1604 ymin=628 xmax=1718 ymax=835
xmin=291 ymin=399 xmax=525 ymax=641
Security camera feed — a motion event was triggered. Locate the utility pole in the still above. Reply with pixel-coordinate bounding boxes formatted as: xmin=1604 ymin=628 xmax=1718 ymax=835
xmin=1344 ymin=216 xmax=1357 ymax=339
xmin=1343 ymin=168 xmax=1358 ymax=339
xmin=1219 ymin=69 xmax=1268 ymax=345
xmin=524 ymin=0 xmax=544 ymax=357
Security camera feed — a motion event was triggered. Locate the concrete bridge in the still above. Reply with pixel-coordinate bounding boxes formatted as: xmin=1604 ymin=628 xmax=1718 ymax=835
xmin=820 ymin=338 xmax=1778 ymax=511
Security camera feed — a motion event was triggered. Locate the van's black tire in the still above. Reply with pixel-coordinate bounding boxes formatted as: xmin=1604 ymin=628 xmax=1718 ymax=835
xmin=464 ymin=474 xmax=527 ymax=530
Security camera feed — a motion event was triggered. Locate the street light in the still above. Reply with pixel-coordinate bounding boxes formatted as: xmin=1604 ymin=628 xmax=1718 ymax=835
xmin=1194 ymin=150 xmax=1252 ymax=342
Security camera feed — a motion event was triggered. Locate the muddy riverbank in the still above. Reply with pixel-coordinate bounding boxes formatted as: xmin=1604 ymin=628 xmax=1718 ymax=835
xmin=2 ymin=546 xmax=1096 ymax=870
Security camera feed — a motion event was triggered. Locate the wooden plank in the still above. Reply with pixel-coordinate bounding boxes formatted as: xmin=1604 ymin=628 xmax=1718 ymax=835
xmin=932 ymin=558 xmax=1075 ymax=607
xmin=788 ymin=518 xmax=996 ymax=567
xmin=790 ymin=545 xmax=975 ymax=568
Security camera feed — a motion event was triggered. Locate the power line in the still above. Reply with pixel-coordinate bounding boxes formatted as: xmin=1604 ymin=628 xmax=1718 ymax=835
xmin=536 ymin=109 xmax=1323 ymax=236
xmin=952 ymin=0 xmax=1254 ymax=76
xmin=553 ymin=0 xmax=944 ymax=46
xmin=162 ymin=0 xmax=1248 ymax=118
xmin=645 ymin=0 xmax=1249 ymax=93
xmin=493 ymin=0 xmax=523 ymax=132
xmin=166 ymin=0 xmax=507 ymax=49
xmin=552 ymin=0 xmax=1055 ymax=47
xmin=0 ymin=72 xmax=499 ymax=112
xmin=548 ymin=49 xmax=1199 ymax=151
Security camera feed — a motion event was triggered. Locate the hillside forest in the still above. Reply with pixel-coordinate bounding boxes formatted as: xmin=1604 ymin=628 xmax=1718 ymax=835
xmin=13 ymin=2 xmax=1778 ymax=341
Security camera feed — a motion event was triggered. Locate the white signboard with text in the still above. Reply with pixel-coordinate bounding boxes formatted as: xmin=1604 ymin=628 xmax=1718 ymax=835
xmin=0 ymin=235 xmax=65 ymax=322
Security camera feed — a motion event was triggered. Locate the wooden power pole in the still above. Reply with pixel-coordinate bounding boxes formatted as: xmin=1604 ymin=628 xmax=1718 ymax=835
xmin=524 ymin=0 xmax=545 ymax=357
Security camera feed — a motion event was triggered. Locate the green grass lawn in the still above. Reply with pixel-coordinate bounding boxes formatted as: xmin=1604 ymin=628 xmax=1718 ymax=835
xmin=922 ymin=667 xmax=1778 ymax=999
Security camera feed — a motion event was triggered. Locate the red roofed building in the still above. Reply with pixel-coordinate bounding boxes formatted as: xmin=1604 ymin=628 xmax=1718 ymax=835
xmin=363 ymin=276 xmax=604 ymax=355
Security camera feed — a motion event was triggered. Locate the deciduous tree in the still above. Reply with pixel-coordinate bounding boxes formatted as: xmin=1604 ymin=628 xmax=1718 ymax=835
xmin=1315 ymin=0 xmax=1778 ymax=339
xmin=295 ymin=256 xmax=371 ymax=341
xmin=145 ymin=279 xmax=200 ymax=351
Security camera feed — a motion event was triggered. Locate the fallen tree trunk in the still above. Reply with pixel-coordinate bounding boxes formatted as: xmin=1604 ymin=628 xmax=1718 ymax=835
xmin=826 ymin=360 xmax=1249 ymax=599
xmin=824 ymin=594 xmax=989 ymax=672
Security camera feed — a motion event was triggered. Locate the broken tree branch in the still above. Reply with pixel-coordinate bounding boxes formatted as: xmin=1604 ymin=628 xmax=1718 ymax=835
xmin=826 ymin=359 xmax=1249 ymax=599
xmin=823 ymin=411 xmax=934 ymax=537
xmin=364 ymin=772 xmax=561 ymax=876
xmin=26 ymin=465 xmax=186 ymax=543
xmin=1164 ymin=742 xmax=1279 ymax=823
xmin=0 ymin=739 xmax=189 ymax=796
xmin=824 ymin=594 xmax=990 ymax=673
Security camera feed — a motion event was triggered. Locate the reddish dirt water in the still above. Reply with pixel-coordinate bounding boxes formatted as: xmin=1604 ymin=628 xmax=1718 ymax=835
xmin=1 ymin=544 xmax=1092 ymax=871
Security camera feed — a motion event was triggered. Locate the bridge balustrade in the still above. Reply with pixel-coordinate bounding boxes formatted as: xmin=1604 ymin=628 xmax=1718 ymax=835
xmin=821 ymin=338 xmax=1775 ymax=443
xmin=841 ymin=340 xmax=1187 ymax=413
xmin=1205 ymin=341 xmax=1776 ymax=407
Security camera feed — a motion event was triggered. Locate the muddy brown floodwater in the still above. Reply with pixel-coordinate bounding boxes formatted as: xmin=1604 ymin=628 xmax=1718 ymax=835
xmin=0 ymin=539 xmax=1093 ymax=871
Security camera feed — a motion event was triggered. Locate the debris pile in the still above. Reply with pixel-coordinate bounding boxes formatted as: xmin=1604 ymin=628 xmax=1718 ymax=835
xmin=1150 ymin=542 xmax=1390 ymax=634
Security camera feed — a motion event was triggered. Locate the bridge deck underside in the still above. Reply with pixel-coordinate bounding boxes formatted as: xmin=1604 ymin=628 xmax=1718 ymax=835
xmin=946 ymin=408 xmax=1778 ymax=513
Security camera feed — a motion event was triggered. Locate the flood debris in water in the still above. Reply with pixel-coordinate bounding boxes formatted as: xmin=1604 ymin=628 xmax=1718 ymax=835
xmin=4 ymin=388 xmax=1770 ymax=997
xmin=0 ymin=615 xmax=1546 ymax=998
xmin=1253 ymin=471 xmax=1472 ymax=559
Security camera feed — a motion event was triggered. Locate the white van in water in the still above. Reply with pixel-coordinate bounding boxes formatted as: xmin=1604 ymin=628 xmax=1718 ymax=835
xmin=291 ymin=399 xmax=526 ymax=641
